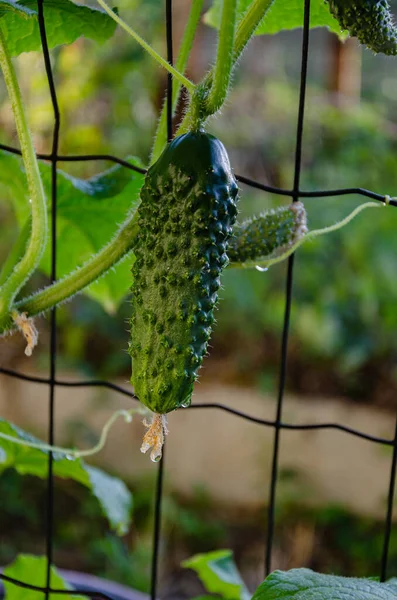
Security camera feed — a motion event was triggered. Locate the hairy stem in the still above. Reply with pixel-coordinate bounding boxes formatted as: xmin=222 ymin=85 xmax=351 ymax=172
xmin=0 ymin=200 xmax=385 ymax=336
xmin=233 ymin=0 xmax=275 ymax=62
xmin=205 ymin=0 xmax=237 ymax=116
xmin=178 ymin=0 xmax=275 ymax=133
xmin=96 ymin=0 xmax=195 ymax=93
xmin=151 ymin=0 xmax=204 ymax=164
xmin=11 ymin=208 xmax=140 ymax=323
xmin=0 ymin=24 xmax=47 ymax=318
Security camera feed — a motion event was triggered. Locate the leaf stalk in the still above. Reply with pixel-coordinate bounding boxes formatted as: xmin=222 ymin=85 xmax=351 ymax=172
xmin=14 ymin=208 xmax=140 ymax=320
xmin=0 ymin=23 xmax=47 ymax=322
xmin=96 ymin=0 xmax=195 ymax=93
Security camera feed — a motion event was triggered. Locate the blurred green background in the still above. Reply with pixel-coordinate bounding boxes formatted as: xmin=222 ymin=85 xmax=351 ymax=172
xmin=2 ymin=0 xmax=397 ymax=596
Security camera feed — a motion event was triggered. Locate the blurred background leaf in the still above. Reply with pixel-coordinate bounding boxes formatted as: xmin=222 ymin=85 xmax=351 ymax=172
xmin=0 ymin=418 xmax=133 ymax=534
xmin=0 ymin=150 xmax=144 ymax=311
xmin=3 ymin=554 xmax=86 ymax=600
xmin=204 ymin=0 xmax=345 ymax=37
xmin=1 ymin=0 xmax=117 ymax=56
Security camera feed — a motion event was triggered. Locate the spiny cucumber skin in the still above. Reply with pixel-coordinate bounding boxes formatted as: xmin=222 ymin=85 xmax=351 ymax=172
xmin=130 ymin=132 xmax=238 ymax=414
xmin=327 ymin=0 xmax=397 ymax=55
xmin=228 ymin=202 xmax=307 ymax=264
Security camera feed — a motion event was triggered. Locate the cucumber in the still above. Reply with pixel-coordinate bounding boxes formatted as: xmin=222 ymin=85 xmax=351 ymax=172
xmin=327 ymin=0 xmax=397 ymax=55
xmin=228 ymin=202 xmax=307 ymax=265
xmin=130 ymin=132 xmax=238 ymax=459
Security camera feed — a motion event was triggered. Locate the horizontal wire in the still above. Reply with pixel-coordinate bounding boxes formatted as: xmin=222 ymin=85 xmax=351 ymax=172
xmin=0 ymin=141 xmax=395 ymax=204
xmin=237 ymin=174 xmax=397 ymax=205
xmin=0 ymin=142 xmax=147 ymax=174
xmin=0 ymin=573 xmax=114 ymax=599
xmin=0 ymin=367 xmax=392 ymax=446
xmin=189 ymin=403 xmax=393 ymax=445
xmin=0 ymin=366 xmax=138 ymax=400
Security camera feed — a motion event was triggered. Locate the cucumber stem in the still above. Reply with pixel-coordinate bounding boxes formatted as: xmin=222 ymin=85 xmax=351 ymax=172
xmin=233 ymin=0 xmax=275 ymax=62
xmin=151 ymin=0 xmax=204 ymax=164
xmin=10 ymin=208 xmax=140 ymax=324
xmin=205 ymin=0 xmax=237 ymax=116
xmin=0 ymin=200 xmax=386 ymax=336
xmin=178 ymin=0 xmax=275 ymax=132
xmin=0 ymin=23 xmax=47 ymax=322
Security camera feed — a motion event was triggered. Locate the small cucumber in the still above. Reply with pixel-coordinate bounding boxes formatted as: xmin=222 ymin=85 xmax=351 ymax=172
xmin=228 ymin=202 xmax=307 ymax=265
xmin=130 ymin=132 xmax=238 ymax=459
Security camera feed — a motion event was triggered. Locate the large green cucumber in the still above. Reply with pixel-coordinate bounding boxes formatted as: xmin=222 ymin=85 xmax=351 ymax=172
xmin=130 ymin=132 xmax=238 ymax=415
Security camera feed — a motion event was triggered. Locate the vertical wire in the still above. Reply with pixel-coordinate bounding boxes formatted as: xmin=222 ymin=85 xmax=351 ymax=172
xmin=264 ymin=0 xmax=311 ymax=576
xmin=166 ymin=0 xmax=173 ymax=143
xmin=150 ymin=4 xmax=173 ymax=598
xmin=150 ymin=444 xmax=166 ymax=600
xmin=37 ymin=1 xmax=60 ymax=596
xmin=380 ymin=414 xmax=397 ymax=581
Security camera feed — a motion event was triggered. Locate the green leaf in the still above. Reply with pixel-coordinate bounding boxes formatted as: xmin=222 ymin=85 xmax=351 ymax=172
xmin=3 ymin=554 xmax=86 ymax=599
xmin=0 ymin=150 xmax=144 ymax=311
xmin=252 ymin=569 xmax=397 ymax=600
xmin=0 ymin=0 xmax=117 ymax=56
xmin=38 ymin=159 xmax=144 ymax=312
xmin=0 ymin=150 xmax=30 ymax=223
xmin=182 ymin=550 xmax=250 ymax=600
xmin=0 ymin=418 xmax=132 ymax=535
xmin=85 ymin=465 xmax=132 ymax=536
xmin=204 ymin=0 xmax=346 ymax=37
xmin=0 ymin=0 xmax=35 ymax=19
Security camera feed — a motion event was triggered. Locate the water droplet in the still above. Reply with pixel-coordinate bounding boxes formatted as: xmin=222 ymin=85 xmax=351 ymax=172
xmin=181 ymin=399 xmax=191 ymax=408
xmin=65 ymin=454 xmax=74 ymax=461
xmin=151 ymin=453 xmax=162 ymax=463
xmin=140 ymin=442 xmax=150 ymax=454
xmin=256 ymin=265 xmax=269 ymax=272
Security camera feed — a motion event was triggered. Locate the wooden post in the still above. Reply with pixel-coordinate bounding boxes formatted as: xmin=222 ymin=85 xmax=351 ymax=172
xmin=329 ymin=35 xmax=362 ymax=107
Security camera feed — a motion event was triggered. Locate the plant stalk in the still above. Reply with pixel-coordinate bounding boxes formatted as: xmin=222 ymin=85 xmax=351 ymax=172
xmin=151 ymin=0 xmax=204 ymax=164
xmin=0 ymin=200 xmax=385 ymax=336
xmin=14 ymin=209 xmax=140 ymax=320
xmin=233 ymin=0 xmax=275 ymax=62
xmin=205 ymin=0 xmax=237 ymax=116
xmin=0 ymin=23 xmax=47 ymax=319
xmin=178 ymin=0 xmax=275 ymax=133
xmin=96 ymin=0 xmax=195 ymax=93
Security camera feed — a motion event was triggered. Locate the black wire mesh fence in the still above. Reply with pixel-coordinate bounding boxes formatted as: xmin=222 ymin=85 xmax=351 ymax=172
xmin=0 ymin=0 xmax=397 ymax=598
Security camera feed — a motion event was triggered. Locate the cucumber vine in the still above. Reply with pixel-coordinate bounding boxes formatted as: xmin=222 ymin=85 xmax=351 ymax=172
xmin=0 ymin=0 xmax=282 ymax=339
xmin=0 ymin=21 xmax=47 ymax=333
xmin=0 ymin=2 xmax=396 ymax=598
xmin=0 ymin=0 xmax=394 ymax=457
